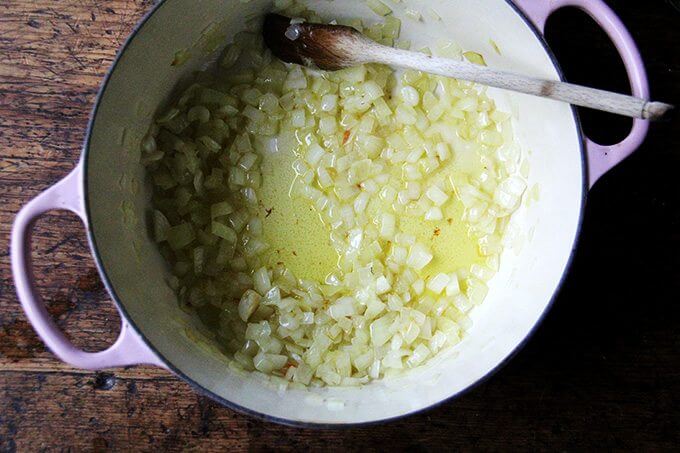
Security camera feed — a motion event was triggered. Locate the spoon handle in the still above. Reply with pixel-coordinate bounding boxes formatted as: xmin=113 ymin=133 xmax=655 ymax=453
xmin=360 ymin=42 xmax=672 ymax=121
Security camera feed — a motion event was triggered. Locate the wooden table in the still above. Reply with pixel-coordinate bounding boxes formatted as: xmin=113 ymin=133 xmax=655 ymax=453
xmin=1 ymin=1 xmax=678 ymax=450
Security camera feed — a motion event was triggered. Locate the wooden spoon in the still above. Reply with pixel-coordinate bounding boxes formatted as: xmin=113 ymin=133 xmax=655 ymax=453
xmin=263 ymin=13 xmax=673 ymax=121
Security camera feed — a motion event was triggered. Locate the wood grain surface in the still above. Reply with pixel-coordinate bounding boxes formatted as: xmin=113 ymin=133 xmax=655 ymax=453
xmin=1 ymin=1 xmax=678 ymax=451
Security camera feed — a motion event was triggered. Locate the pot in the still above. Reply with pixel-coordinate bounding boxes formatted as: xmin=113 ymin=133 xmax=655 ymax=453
xmin=12 ymin=0 xmax=649 ymax=426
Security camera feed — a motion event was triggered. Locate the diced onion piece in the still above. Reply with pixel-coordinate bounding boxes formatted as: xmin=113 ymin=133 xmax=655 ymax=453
xmin=445 ymin=274 xmax=461 ymax=296
xmin=370 ymin=315 xmax=394 ymax=346
xmin=211 ymin=201 xmax=234 ymax=218
xmin=407 ymin=243 xmax=433 ymax=270
xmin=383 ymin=16 xmax=401 ymax=39
xmin=470 ymin=264 xmax=495 ymax=282
xmin=239 ymin=289 xmax=261 ymax=321
xmin=321 ymin=94 xmax=338 ymax=112
xmin=400 ymin=85 xmax=420 ymax=106
xmin=466 ymin=278 xmax=489 ymax=305
xmin=354 ymin=192 xmax=369 ymax=213
xmin=427 ymin=273 xmax=450 ymax=294
xmin=167 ymin=223 xmax=194 ymax=250
xmin=426 ymin=186 xmax=449 ymax=206
xmin=383 ymin=350 xmax=405 ymax=369
xmin=306 ymin=143 xmax=326 ymax=166
xmin=376 ymin=276 xmax=391 ymax=294
xmin=412 ymin=279 xmax=425 ymax=295
xmin=452 ymin=294 xmax=472 ymax=313
xmin=187 ymin=105 xmax=210 ymax=123
xmin=424 ymin=207 xmax=443 ymax=221
xmin=463 ymin=51 xmax=486 ymax=66
xmin=253 ymin=351 xmax=287 ymax=373
xmin=405 ymin=9 xmax=422 ymax=21
xmin=253 ymin=267 xmax=272 ymax=294
xmin=406 ymin=343 xmax=430 ymax=368
xmin=221 ymin=44 xmax=241 ymax=68
xmin=212 ymin=221 xmax=237 ymax=243
xmin=365 ymin=0 xmax=392 ymax=16
xmin=379 ymin=213 xmax=395 ymax=238
xmin=293 ymin=363 xmax=313 ymax=384
xmin=153 ymin=210 xmax=170 ymax=242
xmin=319 ymin=115 xmax=338 ymax=135
xmin=329 ymin=296 xmax=356 ymax=319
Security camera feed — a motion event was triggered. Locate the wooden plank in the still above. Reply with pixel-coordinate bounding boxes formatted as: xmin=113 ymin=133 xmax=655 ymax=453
xmin=0 ymin=0 xmax=151 ymax=368
xmin=1 ymin=359 xmax=678 ymax=451
xmin=0 ymin=359 xmax=167 ymax=379
xmin=0 ymin=0 xmax=679 ymax=450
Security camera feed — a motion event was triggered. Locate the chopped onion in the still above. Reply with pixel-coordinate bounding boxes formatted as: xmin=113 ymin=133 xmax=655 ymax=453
xmin=400 ymin=85 xmax=420 ymax=106
xmin=166 ymin=223 xmax=194 ymax=250
xmin=253 ymin=267 xmax=272 ymax=294
xmin=426 ymin=185 xmax=449 ymax=206
xmin=144 ymin=5 xmax=525 ymax=387
xmin=407 ymin=243 xmax=433 ymax=270
xmin=153 ymin=210 xmax=170 ymax=242
xmin=254 ymin=351 xmax=287 ymax=373
xmin=405 ymin=9 xmax=422 ymax=22
xmin=376 ymin=275 xmax=391 ymax=294
xmin=212 ymin=221 xmax=237 ymax=243
xmin=321 ymin=94 xmax=338 ymax=112
xmin=445 ymin=274 xmax=461 ymax=296
xmin=424 ymin=206 xmax=443 ymax=221
xmin=239 ymin=289 xmax=261 ymax=322
xmin=427 ymin=273 xmax=450 ymax=294
xmin=305 ymin=143 xmax=326 ymax=166
xmin=365 ymin=0 xmax=392 ymax=16
xmin=406 ymin=343 xmax=430 ymax=368
xmin=329 ymin=296 xmax=356 ymax=319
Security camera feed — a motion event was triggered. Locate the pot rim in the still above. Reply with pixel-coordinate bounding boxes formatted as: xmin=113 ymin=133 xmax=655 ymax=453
xmin=82 ymin=0 xmax=588 ymax=428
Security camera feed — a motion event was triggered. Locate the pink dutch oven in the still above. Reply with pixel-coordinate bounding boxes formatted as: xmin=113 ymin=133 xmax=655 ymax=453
xmin=11 ymin=0 xmax=649 ymax=426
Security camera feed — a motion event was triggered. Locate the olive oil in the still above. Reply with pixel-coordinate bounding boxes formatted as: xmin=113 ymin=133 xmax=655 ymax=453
xmin=259 ymin=141 xmax=339 ymax=282
xmin=259 ymin=139 xmax=482 ymax=283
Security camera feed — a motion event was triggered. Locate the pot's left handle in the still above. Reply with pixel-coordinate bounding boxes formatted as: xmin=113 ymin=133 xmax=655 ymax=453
xmin=11 ymin=164 xmax=165 ymax=370
xmin=514 ymin=0 xmax=650 ymax=187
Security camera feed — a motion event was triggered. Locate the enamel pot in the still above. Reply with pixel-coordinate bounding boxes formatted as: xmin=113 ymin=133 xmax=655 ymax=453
xmin=12 ymin=0 xmax=649 ymax=426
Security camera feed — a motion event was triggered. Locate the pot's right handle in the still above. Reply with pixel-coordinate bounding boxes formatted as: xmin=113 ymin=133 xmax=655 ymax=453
xmin=514 ymin=0 xmax=649 ymax=187
xmin=11 ymin=164 xmax=165 ymax=370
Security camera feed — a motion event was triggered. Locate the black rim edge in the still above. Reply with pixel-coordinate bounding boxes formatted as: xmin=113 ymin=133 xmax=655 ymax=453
xmin=81 ymin=0 xmax=589 ymax=429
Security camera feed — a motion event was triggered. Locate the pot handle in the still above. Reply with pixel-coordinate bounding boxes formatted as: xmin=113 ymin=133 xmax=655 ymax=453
xmin=514 ymin=0 xmax=649 ymax=187
xmin=11 ymin=164 xmax=165 ymax=370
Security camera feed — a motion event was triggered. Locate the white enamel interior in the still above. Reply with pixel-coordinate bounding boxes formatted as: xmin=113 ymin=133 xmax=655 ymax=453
xmin=86 ymin=0 xmax=584 ymax=424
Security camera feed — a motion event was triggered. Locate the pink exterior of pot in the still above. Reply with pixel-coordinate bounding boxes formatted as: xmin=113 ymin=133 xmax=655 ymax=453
xmin=514 ymin=0 xmax=650 ymax=187
xmin=11 ymin=0 xmax=650 ymax=373
xmin=10 ymin=163 xmax=164 ymax=370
